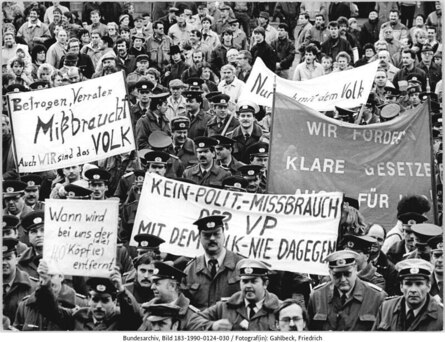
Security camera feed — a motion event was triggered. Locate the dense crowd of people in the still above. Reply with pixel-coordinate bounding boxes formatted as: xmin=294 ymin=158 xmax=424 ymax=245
xmin=1 ymin=1 xmax=444 ymax=332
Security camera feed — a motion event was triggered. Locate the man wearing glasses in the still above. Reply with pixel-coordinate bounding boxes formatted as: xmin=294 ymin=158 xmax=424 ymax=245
xmin=275 ymin=299 xmax=308 ymax=331
xmin=307 ymin=250 xmax=386 ymax=331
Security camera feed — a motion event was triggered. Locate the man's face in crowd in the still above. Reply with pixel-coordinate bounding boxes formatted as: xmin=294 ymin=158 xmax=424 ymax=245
xmin=173 ymin=129 xmax=188 ymax=145
xmin=201 ymin=67 xmax=211 ymax=80
xmin=186 ymin=97 xmax=200 ymax=112
xmin=321 ymin=57 xmax=332 ymax=70
xmin=89 ymin=292 xmax=116 ymax=321
xmin=151 ymin=278 xmax=172 ymax=301
xmin=135 ymin=18 xmax=144 ymax=29
xmin=237 ymin=54 xmax=248 ymax=68
xmin=5 ymin=196 xmax=25 ymax=215
xmin=116 ymin=42 xmax=127 ymax=57
xmin=369 ymin=11 xmax=378 ymax=21
xmin=58 ymin=30 xmax=67 ymax=44
xmin=431 ymin=249 xmax=443 ymax=274
xmin=427 ymin=28 xmax=436 ymax=41
xmin=383 ymin=28 xmax=394 ymax=40
xmin=53 ymin=11 xmax=61 ymax=23
xmin=329 ymin=26 xmax=339 ymax=39
xmin=253 ymin=32 xmax=264 ymax=44
xmin=227 ymin=51 xmax=238 ymax=64
xmin=315 ymin=16 xmax=324 ymax=28
xmin=136 ymin=60 xmax=149 ymax=72
xmin=246 ymin=176 xmax=261 ymax=193
xmin=401 ymin=278 xmax=431 ymax=309
xmin=136 ymin=263 xmax=155 ymax=287
xmin=389 ymin=12 xmax=399 ymax=25
xmin=69 ymin=41 xmax=80 ymax=54
xmin=330 ymin=265 xmax=357 ymax=293
xmin=241 ymin=277 xmax=267 ymax=303
xmin=305 ymin=51 xmax=316 ymax=64
xmin=221 ymin=9 xmax=230 ymax=19
xmin=138 ymin=89 xmax=150 ymax=103
xmin=133 ymin=38 xmax=143 ymax=49
xmin=49 ymin=274 xmax=64 ymax=297
xmin=365 ymin=48 xmax=375 ymax=59
xmin=89 ymin=181 xmax=107 ymax=200
xmin=202 ymin=20 xmax=211 ymax=31
xmin=24 ymin=188 xmax=39 ymax=206
xmin=81 ymin=32 xmax=90 ymax=44
xmin=176 ymin=13 xmax=186 ymax=24
xmin=2 ymin=251 xmax=17 ymax=278
xmin=215 ymin=145 xmax=231 ymax=161
xmin=415 ymin=15 xmax=424 ymax=27
xmin=68 ymin=68 xmax=81 ymax=83
xmin=298 ymin=15 xmax=308 ymax=25
xmin=154 ymin=23 xmax=164 ymax=36
xmin=12 ymin=62 xmax=23 ymax=76
xmin=91 ymin=13 xmax=100 ymax=24
xmin=222 ymin=68 xmax=235 ymax=83
xmin=403 ymin=226 xmax=416 ymax=251
xmin=28 ymin=225 xmax=44 ymax=249
xmin=402 ymin=52 xmax=415 ymax=68
xmin=91 ymin=33 xmax=101 ymax=46
xmin=196 ymin=147 xmax=214 ymax=168
xmin=277 ymin=27 xmax=287 ymax=39
xmin=238 ymin=111 xmax=255 ymax=130
xmin=150 ymin=318 xmax=178 ymax=331
xmin=107 ymin=23 xmax=117 ymax=35
xmin=192 ymin=52 xmax=203 ymax=66
xmin=421 ymin=49 xmax=434 ymax=64
xmin=251 ymin=156 xmax=268 ymax=169
xmin=337 ymin=57 xmax=349 ymax=70
xmin=2 ymin=115 xmax=11 ymax=136
xmin=170 ymin=85 xmax=182 ymax=99
xmin=4 ymin=34 xmax=14 ymax=48
xmin=378 ymin=51 xmax=390 ymax=65
xmin=189 ymin=31 xmax=199 ymax=44
xmin=214 ymin=104 xmax=228 ymax=120
xmin=63 ymin=165 xmax=81 ymax=181
xmin=223 ymin=32 xmax=233 ymax=45
xmin=102 ymin=58 xmax=116 ymax=70
xmin=277 ymin=304 xmax=306 ymax=331
xmin=172 ymin=52 xmax=181 ymax=63
xmin=410 ymin=91 xmax=421 ymax=106
xmin=148 ymin=163 xmax=167 ymax=176
xmin=29 ymin=10 xmax=38 ymax=23
xmin=200 ymin=227 xmax=224 ymax=256
xmin=120 ymin=30 xmax=130 ymax=40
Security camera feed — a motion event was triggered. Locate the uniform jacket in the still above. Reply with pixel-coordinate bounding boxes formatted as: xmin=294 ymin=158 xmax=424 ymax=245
xmin=226 ymin=123 xmax=266 ymax=164
xmin=136 ymin=109 xmax=171 ymax=150
xmin=372 ymin=295 xmax=443 ymax=331
xmin=123 ymin=282 xmax=154 ymax=304
xmin=145 ymin=35 xmax=172 ymax=71
xmin=386 ymin=240 xmax=409 ymax=265
xmin=3 ymin=205 xmax=33 ymax=245
xmin=14 ymin=284 xmax=88 ymax=331
xmin=18 ymin=247 xmax=40 ymax=278
xmin=183 ymin=250 xmax=243 ymax=310
xmin=174 ymin=138 xmax=197 ymax=168
xmin=182 ymin=162 xmax=231 ymax=187
xmin=393 ymin=66 xmax=427 ymax=91
xmin=3 ymin=268 xmax=37 ymax=322
xmin=34 ymin=285 xmax=142 ymax=331
xmin=205 ymin=115 xmax=240 ymax=137
xmin=372 ymin=252 xmax=400 ymax=296
xmin=216 ymin=157 xmax=245 ymax=176
xmin=250 ymin=40 xmax=277 ymax=72
xmin=199 ymin=290 xmax=280 ymax=331
xmin=139 ymin=293 xmax=211 ymax=331
xmin=430 ymin=275 xmax=443 ymax=304
xmin=357 ymin=262 xmax=386 ymax=290
xmin=209 ymin=44 xmax=231 ymax=75
xmin=308 ymin=278 xmax=387 ymax=331
xmin=187 ymin=109 xmax=212 ymax=140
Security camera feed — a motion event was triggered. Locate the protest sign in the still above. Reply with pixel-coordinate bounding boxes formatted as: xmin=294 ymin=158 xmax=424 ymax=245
xmin=238 ymin=58 xmax=378 ymax=111
xmin=268 ymin=93 xmax=433 ymax=229
xmin=43 ymin=199 xmax=119 ymax=277
xmin=7 ymin=72 xmax=135 ymax=173
xmin=130 ymin=173 xmax=342 ymax=275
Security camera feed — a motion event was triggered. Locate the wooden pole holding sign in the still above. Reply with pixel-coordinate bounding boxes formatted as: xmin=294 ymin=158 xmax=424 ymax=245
xmin=265 ymin=75 xmax=277 ymax=193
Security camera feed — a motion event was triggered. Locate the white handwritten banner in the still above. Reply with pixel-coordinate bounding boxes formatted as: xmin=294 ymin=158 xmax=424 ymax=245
xmin=43 ymin=199 xmax=118 ymax=277
xmin=7 ymin=71 xmax=135 ymax=172
xmin=238 ymin=58 xmax=379 ymax=111
xmin=131 ymin=173 xmax=343 ymax=275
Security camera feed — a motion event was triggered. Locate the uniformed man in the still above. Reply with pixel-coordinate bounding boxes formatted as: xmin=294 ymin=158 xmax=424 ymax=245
xmin=200 ymin=259 xmax=280 ymax=331
xmin=387 ymin=212 xmax=428 ymax=264
xmin=20 ymin=174 xmax=45 ymax=210
xmin=404 ymin=223 xmax=443 ymax=261
xmin=64 ymin=184 xmax=93 ymax=199
xmin=182 ymin=137 xmax=231 ymax=187
xmin=428 ymin=235 xmax=443 ymax=304
xmin=205 ymin=94 xmax=239 ymax=137
xmin=136 ymin=92 xmax=171 ymax=150
xmin=246 ymin=141 xmax=269 ymax=191
xmin=2 ymin=215 xmax=28 ymax=256
xmin=213 ymin=135 xmax=245 ymax=175
xmin=3 ymin=180 xmax=33 ymax=244
xmin=2 ymin=238 xmax=37 ymax=322
xmin=144 ymin=151 xmax=170 ymax=176
xmin=34 ymin=261 xmax=142 ymax=330
xmin=171 ymin=117 xmax=197 ymax=168
xmin=14 ymin=264 xmax=88 ymax=331
xmin=134 ymin=233 xmax=166 ymax=259
xmin=308 ymin=250 xmax=387 ymax=331
xmin=17 ymin=211 xmax=45 ymax=279
xmin=130 ymin=79 xmax=154 ymax=135
xmin=183 ymin=215 xmax=244 ymax=310
xmin=275 ymin=298 xmax=308 ymax=331
xmin=140 ymin=261 xmax=210 ymax=331
xmin=140 ymin=304 xmax=181 ymax=331
xmin=226 ymin=102 xmax=265 ymax=164
xmin=341 ymin=234 xmax=386 ymax=290
xmin=147 ymin=131 xmax=185 ymax=178
xmin=238 ymin=165 xmax=265 ymax=193
xmin=373 ymin=258 xmax=443 ymax=331
xmin=183 ymin=89 xmax=211 ymax=140
xmin=334 ymin=106 xmax=356 ymax=123
xmin=124 ymin=254 xmax=155 ymax=304
xmin=222 ymin=176 xmax=248 ymax=192
xmin=84 ymin=168 xmax=111 ymax=200
xmin=50 ymin=165 xmax=82 ymax=199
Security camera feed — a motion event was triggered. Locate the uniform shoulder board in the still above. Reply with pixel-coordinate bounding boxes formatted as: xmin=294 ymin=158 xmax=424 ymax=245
xmin=21 ymin=295 xmax=31 ymax=301
xmin=75 ymin=293 xmax=87 ymax=299
xmin=169 ymin=154 xmax=179 ymax=160
xmin=313 ymin=282 xmax=329 ymax=291
xmin=384 ymin=295 xmax=400 ymax=301
xmin=185 ymin=257 xmax=197 ymax=267
xmin=123 ymin=271 xmax=132 ymax=277
xmin=188 ymin=304 xmax=200 ymax=313
xmin=220 ymin=297 xmax=230 ymax=302
xmin=225 ymin=129 xmax=234 ymax=137
xmin=367 ymin=282 xmax=383 ymax=292
xmin=29 ymin=276 xmax=39 ymax=282
xmin=123 ymin=172 xmax=134 ymax=178
xmin=117 ymin=242 xmax=123 ymax=247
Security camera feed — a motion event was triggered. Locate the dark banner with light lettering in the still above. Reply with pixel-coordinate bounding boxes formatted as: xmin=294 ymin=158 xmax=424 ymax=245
xmin=7 ymin=71 xmax=135 ymax=172
xmin=268 ymin=93 xmax=433 ymax=229
xmin=130 ymin=173 xmax=342 ymax=275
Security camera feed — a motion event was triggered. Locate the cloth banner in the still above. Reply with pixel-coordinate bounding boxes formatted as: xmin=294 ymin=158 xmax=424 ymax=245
xmin=268 ymin=93 xmax=433 ymax=229
xmin=130 ymin=173 xmax=343 ymax=275
xmin=238 ymin=58 xmax=379 ymax=111
xmin=43 ymin=199 xmax=119 ymax=277
xmin=7 ymin=71 xmax=135 ymax=172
